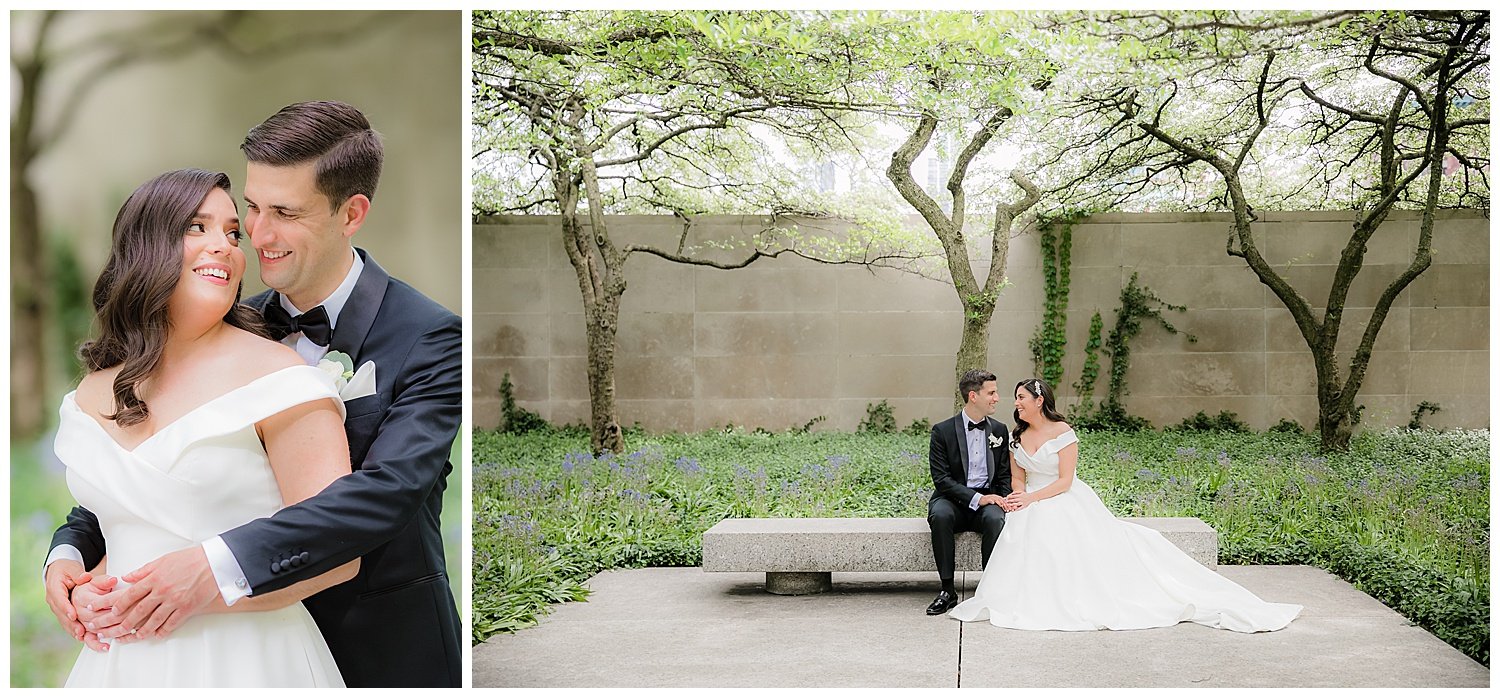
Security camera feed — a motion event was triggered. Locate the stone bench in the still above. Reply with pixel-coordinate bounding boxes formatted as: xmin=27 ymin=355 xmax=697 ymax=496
xmin=702 ymin=517 xmax=1218 ymax=594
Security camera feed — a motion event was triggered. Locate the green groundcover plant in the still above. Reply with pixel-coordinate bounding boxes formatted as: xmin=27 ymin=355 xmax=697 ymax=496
xmin=473 ymin=426 xmax=1489 ymax=665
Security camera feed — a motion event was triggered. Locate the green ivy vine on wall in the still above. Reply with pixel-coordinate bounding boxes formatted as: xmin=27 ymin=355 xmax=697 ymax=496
xmin=1073 ymin=272 xmax=1197 ymax=430
xmin=1072 ymin=310 xmax=1104 ymax=412
xmin=1029 ymin=211 xmax=1084 ymax=386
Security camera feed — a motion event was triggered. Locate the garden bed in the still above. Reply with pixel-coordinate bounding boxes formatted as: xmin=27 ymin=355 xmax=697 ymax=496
xmin=473 ymin=427 xmax=1488 ymax=665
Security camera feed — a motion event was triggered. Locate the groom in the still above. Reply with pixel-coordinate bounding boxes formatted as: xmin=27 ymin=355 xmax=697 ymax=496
xmin=925 ymin=369 xmax=1014 ymax=615
xmin=43 ymin=101 xmax=462 ymax=687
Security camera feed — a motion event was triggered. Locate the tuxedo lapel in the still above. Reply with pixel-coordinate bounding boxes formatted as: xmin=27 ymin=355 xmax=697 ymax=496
xmin=984 ymin=419 xmax=997 ymax=484
xmin=249 ymin=290 xmax=276 ymax=315
xmin=952 ymin=414 xmax=969 ymax=477
xmin=328 ymin=248 xmax=390 ymax=362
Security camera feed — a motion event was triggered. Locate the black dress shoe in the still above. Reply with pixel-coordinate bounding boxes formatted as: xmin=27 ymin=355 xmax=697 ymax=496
xmin=926 ymin=590 xmax=958 ymax=615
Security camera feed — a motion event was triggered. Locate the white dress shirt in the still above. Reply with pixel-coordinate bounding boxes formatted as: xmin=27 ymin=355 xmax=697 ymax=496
xmin=962 ymin=414 xmax=991 ymax=511
xmin=276 ymin=249 xmax=364 ymax=365
xmin=48 ymin=249 xmax=365 ymax=606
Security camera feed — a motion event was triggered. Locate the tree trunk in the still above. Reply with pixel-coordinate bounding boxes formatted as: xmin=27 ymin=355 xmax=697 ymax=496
xmin=954 ymin=311 xmax=992 ymax=408
xmin=11 ymin=37 xmax=47 ymax=440
xmin=11 ymin=159 xmax=47 ymax=440
xmin=584 ymin=297 xmax=624 ymax=455
xmin=1312 ymin=351 xmax=1354 ymax=450
xmin=1317 ymin=402 xmax=1355 ymax=451
xmin=559 ymin=204 xmax=627 ymax=455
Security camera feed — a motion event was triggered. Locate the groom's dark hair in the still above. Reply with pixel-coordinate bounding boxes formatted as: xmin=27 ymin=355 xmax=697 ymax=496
xmin=958 ymin=369 xmax=997 ymax=405
xmin=241 ymin=100 xmax=383 ymax=211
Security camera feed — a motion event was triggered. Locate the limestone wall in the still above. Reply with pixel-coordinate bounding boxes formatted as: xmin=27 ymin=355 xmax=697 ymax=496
xmin=474 ymin=211 xmax=1488 ymax=433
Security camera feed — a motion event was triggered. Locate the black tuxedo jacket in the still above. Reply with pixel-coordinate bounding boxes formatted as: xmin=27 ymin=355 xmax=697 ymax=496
xmin=51 ymin=249 xmax=461 ymax=687
xmin=928 ymin=413 xmax=1013 ymax=505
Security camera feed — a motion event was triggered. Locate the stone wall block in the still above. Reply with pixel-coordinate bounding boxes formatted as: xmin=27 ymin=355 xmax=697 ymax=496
xmin=1066 ymin=269 xmax=1129 ymax=318
xmin=1407 ymin=350 xmax=1488 ymax=396
xmin=697 ymin=312 xmax=838 ymax=357
xmin=474 ymin=268 xmax=548 ymax=314
xmin=473 ymin=224 xmax=554 ymax=269
xmin=475 ymin=313 xmax=550 ymax=358
xmin=1266 ymin=395 xmax=1320 ymax=429
xmin=1128 ymin=353 xmax=1265 ymax=397
xmin=1431 ymin=216 xmax=1489 ymax=261
xmin=694 ymin=356 xmax=838 ymax=400
xmin=1266 ymin=352 xmax=1316 ymax=396
xmin=1119 ymin=223 xmax=1241 ymax=267
xmin=1128 ymin=265 xmax=1266 ymax=310
xmin=1407 ymin=264 xmax=1489 ymax=308
xmin=620 ymin=258 xmax=698 ymax=313
xmin=837 ymin=312 xmax=961 ymax=356
xmin=1410 ymin=307 xmax=1488 ymax=351
xmin=1130 ymin=308 xmax=1264 ymax=354
xmin=1280 ymin=264 xmax=1414 ymax=310
xmin=837 ymin=271 xmax=957 ymax=312
xmin=545 ymin=357 xmax=589 ymax=402
xmin=1264 ymin=307 xmax=1410 ymax=356
xmin=696 ymin=268 xmax=837 ymax=312
xmin=617 ymin=356 xmax=696 ymax=400
xmin=1264 ymin=218 xmax=1416 ymax=267
xmin=836 ymin=355 xmax=954 ymax=400
xmin=1067 ymin=223 xmax=1122 ymax=268
xmin=475 ymin=357 xmax=549 ymax=402
xmin=615 ymin=399 xmax=697 ymax=432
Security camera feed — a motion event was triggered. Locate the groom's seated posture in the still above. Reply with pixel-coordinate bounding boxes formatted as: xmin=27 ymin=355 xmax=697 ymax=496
xmin=44 ymin=101 xmax=461 ymax=687
xmin=926 ymin=369 xmax=1013 ymax=615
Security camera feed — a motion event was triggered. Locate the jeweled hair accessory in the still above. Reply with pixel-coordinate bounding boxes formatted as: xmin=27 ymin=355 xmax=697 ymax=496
xmin=1033 ymin=380 xmax=1044 ymax=397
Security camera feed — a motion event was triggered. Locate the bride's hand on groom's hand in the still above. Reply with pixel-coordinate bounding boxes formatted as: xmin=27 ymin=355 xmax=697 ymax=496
xmin=73 ymin=575 xmax=126 ymax=651
xmin=1003 ymin=493 xmax=1031 ymax=511
xmin=102 ymin=547 xmax=219 ymax=642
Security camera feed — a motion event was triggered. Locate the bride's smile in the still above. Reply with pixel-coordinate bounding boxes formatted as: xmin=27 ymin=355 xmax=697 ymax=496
xmin=173 ymin=187 xmax=245 ymax=320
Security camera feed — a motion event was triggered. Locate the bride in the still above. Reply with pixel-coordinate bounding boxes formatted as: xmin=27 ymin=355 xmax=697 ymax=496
xmin=51 ymin=169 xmax=352 ymax=686
xmin=949 ymin=378 xmax=1301 ymax=633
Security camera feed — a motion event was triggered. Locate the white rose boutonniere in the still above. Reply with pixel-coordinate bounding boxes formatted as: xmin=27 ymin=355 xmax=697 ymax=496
xmin=988 ymin=434 xmax=1003 ymax=449
xmin=318 ymin=351 xmax=355 ymax=390
xmin=318 ymin=351 xmax=378 ymax=401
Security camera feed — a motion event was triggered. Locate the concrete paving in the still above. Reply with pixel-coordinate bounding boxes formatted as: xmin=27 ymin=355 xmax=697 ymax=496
xmin=473 ymin=566 xmax=1489 ymax=688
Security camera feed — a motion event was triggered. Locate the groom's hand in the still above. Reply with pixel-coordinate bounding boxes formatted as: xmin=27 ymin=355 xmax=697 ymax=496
xmin=105 ymin=546 xmax=218 ymax=640
xmin=44 ymin=560 xmax=91 ymax=642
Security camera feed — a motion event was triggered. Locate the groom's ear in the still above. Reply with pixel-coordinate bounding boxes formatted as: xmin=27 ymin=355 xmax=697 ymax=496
xmin=337 ymin=194 xmax=372 ymax=240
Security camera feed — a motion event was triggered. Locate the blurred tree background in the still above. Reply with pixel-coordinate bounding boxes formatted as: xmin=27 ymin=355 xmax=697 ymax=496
xmin=10 ymin=10 xmax=464 ymax=686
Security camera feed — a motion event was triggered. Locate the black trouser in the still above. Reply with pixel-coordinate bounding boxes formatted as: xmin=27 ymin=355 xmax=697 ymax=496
xmin=927 ymin=491 xmax=1007 ymax=584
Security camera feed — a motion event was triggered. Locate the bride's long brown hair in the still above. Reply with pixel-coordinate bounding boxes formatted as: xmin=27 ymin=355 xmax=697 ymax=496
xmin=1011 ymin=377 xmax=1066 ymax=443
xmin=81 ymin=169 xmax=267 ymax=427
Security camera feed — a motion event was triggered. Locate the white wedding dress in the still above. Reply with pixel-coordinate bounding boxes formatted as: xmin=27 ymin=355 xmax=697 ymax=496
xmin=949 ymin=429 xmax=1301 ymax=632
xmin=56 ymin=365 xmax=345 ymax=687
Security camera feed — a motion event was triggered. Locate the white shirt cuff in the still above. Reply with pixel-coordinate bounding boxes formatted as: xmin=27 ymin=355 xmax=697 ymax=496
xmin=202 ymin=536 xmax=252 ymax=606
xmin=968 ymin=492 xmax=982 ymax=510
xmin=44 ymin=544 xmax=86 ymax=581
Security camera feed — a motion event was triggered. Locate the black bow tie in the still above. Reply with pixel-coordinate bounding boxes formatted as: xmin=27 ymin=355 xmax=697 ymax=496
xmin=263 ymin=303 xmax=332 ymax=346
xmin=967 ymin=420 xmax=986 ymax=431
